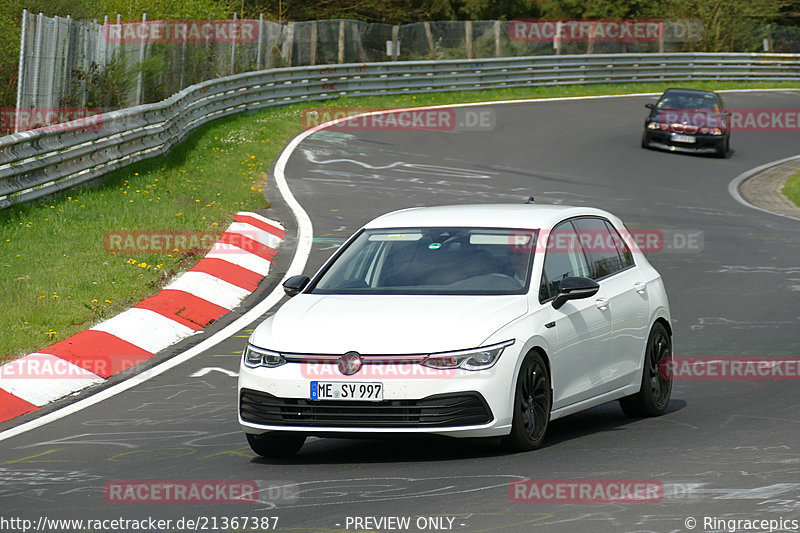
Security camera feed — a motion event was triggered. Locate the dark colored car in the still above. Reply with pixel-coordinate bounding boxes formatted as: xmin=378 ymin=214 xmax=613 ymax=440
xmin=641 ymin=88 xmax=731 ymax=158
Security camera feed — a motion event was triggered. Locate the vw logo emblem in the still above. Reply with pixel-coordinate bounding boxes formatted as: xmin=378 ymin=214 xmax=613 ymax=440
xmin=338 ymin=352 xmax=362 ymax=376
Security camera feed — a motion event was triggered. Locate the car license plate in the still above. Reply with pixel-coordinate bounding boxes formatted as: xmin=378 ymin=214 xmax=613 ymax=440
xmin=310 ymin=381 xmax=383 ymax=401
xmin=670 ymin=133 xmax=696 ymax=143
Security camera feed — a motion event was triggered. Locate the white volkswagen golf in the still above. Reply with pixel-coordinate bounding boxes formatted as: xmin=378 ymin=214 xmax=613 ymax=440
xmin=239 ymin=202 xmax=673 ymax=456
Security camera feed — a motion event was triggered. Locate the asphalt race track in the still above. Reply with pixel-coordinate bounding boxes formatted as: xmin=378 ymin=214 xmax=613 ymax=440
xmin=2 ymin=91 xmax=800 ymax=533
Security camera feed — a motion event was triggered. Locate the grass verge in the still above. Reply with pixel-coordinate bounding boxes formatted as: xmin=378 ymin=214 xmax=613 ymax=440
xmin=2 ymin=80 xmax=799 ymax=360
xmin=783 ymin=169 xmax=800 ymax=208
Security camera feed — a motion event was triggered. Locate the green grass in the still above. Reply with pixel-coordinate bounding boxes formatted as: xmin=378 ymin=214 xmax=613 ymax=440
xmin=2 ymin=79 xmax=799 ymax=360
xmin=783 ymin=169 xmax=800 ymax=208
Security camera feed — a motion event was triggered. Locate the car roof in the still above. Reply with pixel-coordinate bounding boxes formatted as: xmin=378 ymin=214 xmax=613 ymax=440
xmin=662 ymin=87 xmax=718 ymax=97
xmin=363 ymin=203 xmax=618 ymax=230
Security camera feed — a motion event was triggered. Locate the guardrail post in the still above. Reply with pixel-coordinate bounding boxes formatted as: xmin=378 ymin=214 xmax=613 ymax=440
xmin=310 ymin=21 xmax=317 ymax=65
xmin=494 ymin=20 xmax=501 ymax=58
xmin=15 ymin=8 xmax=29 ymax=133
xmin=180 ymin=17 xmax=187 ymax=88
xmin=284 ymin=22 xmax=294 ymax=67
xmin=465 ymin=20 xmax=472 ymax=59
xmin=424 ymin=22 xmax=434 ymax=59
xmin=353 ymin=21 xmax=367 ymax=62
xmin=32 ymin=12 xmax=44 ymax=110
xmin=231 ymin=12 xmax=238 ymax=75
xmin=99 ymin=15 xmax=107 ymax=66
xmin=62 ymin=16 xmax=73 ymax=106
xmin=554 ymin=20 xmax=562 ymax=55
xmin=764 ymin=25 xmax=773 ymax=52
xmin=202 ymin=16 xmax=210 ymax=80
xmin=256 ymin=13 xmax=264 ymax=69
xmin=338 ymin=20 xmax=345 ymax=63
xmin=135 ymin=12 xmax=146 ymax=105
xmin=391 ymin=25 xmax=399 ymax=61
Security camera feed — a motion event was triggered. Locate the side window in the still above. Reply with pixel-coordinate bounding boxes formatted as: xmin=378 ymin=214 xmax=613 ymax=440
xmin=539 ymin=221 xmax=591 ymax=301
xmin=573 ymin=217 xmax=628 ymax=280
xmin=604 ymin=220 xmax=634 ymax=269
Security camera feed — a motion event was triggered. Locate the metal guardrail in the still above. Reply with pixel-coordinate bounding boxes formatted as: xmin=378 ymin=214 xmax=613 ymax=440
xmin=2 ymin=52 xmax=800 ymax=209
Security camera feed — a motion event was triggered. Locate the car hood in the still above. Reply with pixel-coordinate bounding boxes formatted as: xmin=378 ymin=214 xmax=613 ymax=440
xmin=649 ymin=109 xmax=726 ymax=128
xmin=251 ymin=294 xmax=528 ymax=354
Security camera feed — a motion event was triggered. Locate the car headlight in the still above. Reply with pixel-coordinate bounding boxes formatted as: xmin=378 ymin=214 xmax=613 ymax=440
xmin=421 ymin=340 xmax=514 ymax=371
xmin=646 ymin=121 xmax=660 ymax=130
xmin=243 ymin=344 xmax=286 ymax=368
xmin=708 ymin=128 xmax=723 ymax=135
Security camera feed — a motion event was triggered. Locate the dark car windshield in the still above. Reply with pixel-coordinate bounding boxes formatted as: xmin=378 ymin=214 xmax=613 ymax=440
xmin=655 ymin=91 xmax=720 ymax=112
xmin=310 ymin=227 xmax=536 ymax=295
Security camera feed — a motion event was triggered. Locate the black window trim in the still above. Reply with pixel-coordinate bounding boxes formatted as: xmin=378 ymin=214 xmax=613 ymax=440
xmin=538 ymin=215 xmax=637 ymax=304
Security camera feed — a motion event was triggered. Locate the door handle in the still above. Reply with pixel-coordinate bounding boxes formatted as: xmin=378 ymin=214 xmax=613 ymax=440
xmin=595 ymin=298 xmax=609 ymax=310
xmin=634 ymin=282 xmax=647 ymax=294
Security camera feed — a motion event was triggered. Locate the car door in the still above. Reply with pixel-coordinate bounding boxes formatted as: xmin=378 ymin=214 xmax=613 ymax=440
xmin=539 ymin=220 xmax=614 ymax=410
xmin=572 ymin=217 xmax=650 ymax=393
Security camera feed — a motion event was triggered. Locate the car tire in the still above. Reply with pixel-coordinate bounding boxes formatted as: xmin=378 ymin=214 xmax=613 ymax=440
xmin=619 ymin=322 xmax=672 ymax=418
xmin=246 ymin=432 xmax=306 ymax=458
xmin=501 ymin=351 xmax=551 ymax=451
xmin=714 ymin=137 xmax=728 ymax=158
xmin=641 ymin=132 xmax=650 ymax=149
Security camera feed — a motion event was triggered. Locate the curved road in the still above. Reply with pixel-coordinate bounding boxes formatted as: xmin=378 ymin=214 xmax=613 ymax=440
xmin=2 ymin=91 xmax=800 ymax=533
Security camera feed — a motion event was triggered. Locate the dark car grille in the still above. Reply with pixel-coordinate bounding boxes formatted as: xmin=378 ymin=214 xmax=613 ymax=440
xmin=240 ymin=388 xmax=493 ymax=428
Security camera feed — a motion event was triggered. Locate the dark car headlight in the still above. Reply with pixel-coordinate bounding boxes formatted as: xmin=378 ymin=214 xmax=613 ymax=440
xmin=243 ymin=344 xmax=286 ymax=368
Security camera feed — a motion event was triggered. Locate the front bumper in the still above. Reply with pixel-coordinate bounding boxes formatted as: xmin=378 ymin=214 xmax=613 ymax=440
xmin=241 ymin=388 xmax=492 ymax=428
xmin=644 ymin=130 xmax=725 ymax=154
xmin=237 ymin=358 xmax=516 ymax=438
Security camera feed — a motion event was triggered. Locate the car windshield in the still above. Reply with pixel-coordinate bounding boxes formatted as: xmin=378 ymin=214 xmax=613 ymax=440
xmin=656 ymin=91 xmax=720 ymax=112
xmin=311 ymin=227 xmax=537 ymax=295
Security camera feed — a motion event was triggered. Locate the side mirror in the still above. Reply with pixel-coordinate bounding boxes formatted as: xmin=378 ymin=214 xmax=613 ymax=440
xmin=645 ymin=103 xmax=654 ymax=109
xmin=552 ymin=277 xmax=600 ymax=310
xmin=283 ymin=275 xmax=310 ymax=297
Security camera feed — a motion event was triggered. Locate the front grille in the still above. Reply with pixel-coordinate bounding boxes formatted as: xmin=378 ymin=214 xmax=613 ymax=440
xmin=240 ymin=388 xmax=492 ymax=428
